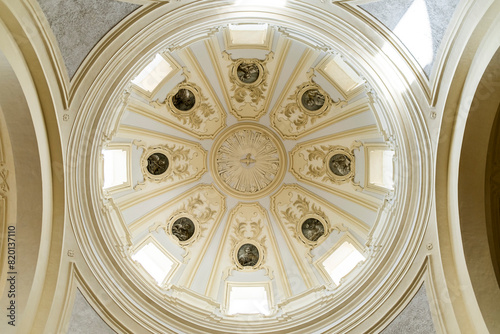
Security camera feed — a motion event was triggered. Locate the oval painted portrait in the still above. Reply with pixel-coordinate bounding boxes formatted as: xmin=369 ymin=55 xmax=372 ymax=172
xmin=237 ymin=243 xmax=259 ymax=267
xmin=329 ymin=153 xmax=352 ymax=177
xmin=301 ymin=88 xmax=325 ymax=111
xmin=171 ymin=217 xmax=195 ymax=242
xmin=301 ymin=218 xmax=325 ymax=242
xmin=237 ymin=62 xmax=260 ymax=84
xmin=147 ymin=153 xmax=169 ymax=175
xmin=172 ymin=88 xmax=196 ymax=111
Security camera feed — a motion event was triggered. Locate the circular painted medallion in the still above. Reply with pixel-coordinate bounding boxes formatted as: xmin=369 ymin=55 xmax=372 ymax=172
xmin=147 ymin=152 xmax=169 ymax=175
xmin=329 ymin=153 xmax=352 ymax=176
xmin=211 ymin=123 xmax=286 ymax=199
xmin=171 ymin=217 xmax=195 ymax=242
xmin=237 ymin=62 xmax=260 ymax=84
xmin=237 ymin=243 xmax=259 ymax=267
xmin=301 ymin=88 xmax=325 ymax=111
xmin=172 ymin=88 xmax=196 ymax=111
xmin=301 ymin=218 xmax=325 ymax=242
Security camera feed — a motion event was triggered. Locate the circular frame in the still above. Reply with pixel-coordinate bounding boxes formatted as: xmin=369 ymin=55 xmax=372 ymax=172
xmin=325 ymin=146 xmax=355 ymax=184
xmin=210 ymin=122 xmax=287 ymax=199
xmin=296 ymin=83 xmax=331 ymax=117
xmin=233 ymin=240 xmax=264 ymax=270
xmin=166 ymin=213 xmax=199 ymax=246
xmin=140 ymin=146 xmax=173 ymax=183
xmin=166 ymin=83 xmax=201 ymax=116
xmin=231 ymin=59 xmax=265 ymax=87
xmin=298 ymin=215 xmax=329 ymax=246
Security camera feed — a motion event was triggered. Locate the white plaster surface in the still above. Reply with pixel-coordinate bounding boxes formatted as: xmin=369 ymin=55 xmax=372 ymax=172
xmin=37 ymin=0 xmax=139 ymax=79
xmin=361 ymin=0 xmax=460 ymax=77
xmin=381 ymin=284 xmax=436 ymax=334
xmin=67 ymin=289 xmax=116 ymax=334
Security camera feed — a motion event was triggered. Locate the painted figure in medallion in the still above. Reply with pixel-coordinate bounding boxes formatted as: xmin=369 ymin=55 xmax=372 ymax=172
xmin=329 ymin=153 xmax=351 ymax=176
xmin=301 ymin=218 xmax=325 ymax=242
xmin=171 ymin=217 xmax=195 ymax=242
xmin=147 ymin=153 xmax=169 ymax=175
xmin=237 ymin=243 xmax=259 ymax=267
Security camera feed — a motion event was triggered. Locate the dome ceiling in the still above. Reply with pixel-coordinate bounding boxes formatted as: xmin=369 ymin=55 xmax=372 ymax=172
xmin=98 ymin=23 xmax=394 ymax=326
xmin=70 ymin=12 xmax=426 ymax=332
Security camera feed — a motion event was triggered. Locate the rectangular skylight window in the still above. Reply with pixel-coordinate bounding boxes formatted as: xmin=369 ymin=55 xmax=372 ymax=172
xmin=131 ymin=53 xmax=173 ymax=92
xmin=323 ymin=241 xmax=365 ymax=285
xmin=227 ymin=24 xmax=268 ymax=46
xmin=102 ymin=149 xmax=128 ymax=189
xmin=369 ymin=149 xmax=395 ymax=189
xmin=227 ymin=286 xmax=270 ymax=315
xmin=132 ymin=242 xmax=173 ymax=285
xmin=321 ymin=54 xmax=363 ymax=97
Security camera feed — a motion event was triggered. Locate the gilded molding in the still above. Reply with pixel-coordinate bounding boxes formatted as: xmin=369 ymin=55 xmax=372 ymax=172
xmin=224 ymin=53 xmax=271 ymax=120
xmin=289 ymin=126 xmax=382 ymax=211
xmin=127 ymin=184 xmax=223 ymax=237
xmin=150 ymin=80 xmax=224 ymax=139
xmin=115 ymin=136 xmax=206 ymax=210
xmin=301 ymin=145 xmax=355 ymax=185
xmin=273 ymin=78 xmax=347 ymax=139
xmin=164 ymin=194 xmax=218 ymax=248
xmin=139 ymin=144 xmax=193 ymax=184
xmin=271 ymin=184 xmax=368 ymax=274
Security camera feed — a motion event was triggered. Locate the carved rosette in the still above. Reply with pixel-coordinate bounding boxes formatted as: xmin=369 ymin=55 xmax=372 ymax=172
xmin=294 ymin=145 xmax=355 ymax=185
xmin=139 ymin=143 xmax=204 ymax=183
xmin=150 ymin=81 xmax=222 ymax=138
xmin=272 ymin=79 xmax=347 ymax=139
xmin=229 ymin=203 xmax=267 ymax=271
xmin=211 ymin=123 xmax=286 ymax=199
xmin=226 ymin=55 xmax=270 ymax=120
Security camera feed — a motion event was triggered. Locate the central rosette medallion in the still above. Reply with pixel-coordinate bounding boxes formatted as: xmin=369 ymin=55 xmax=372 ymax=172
xmin=211 ymin=123 xmax=287 ymax=199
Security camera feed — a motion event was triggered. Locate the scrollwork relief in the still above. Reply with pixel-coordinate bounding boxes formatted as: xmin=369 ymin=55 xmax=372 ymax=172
xmin=229 ymin=204 xmax=267 ymax=271
xmin=304 ymin=145 xmax=355 ymax=184
xmin=225 ymin=53 xmax=272 ymax=120
xmin=166 ymin=193 xmax=218 ymax=247
xmin=138 ymin=143 xmax=197 ymax=183
xmin=281 ymin=194 xmax=335 ymax=248
xmin=151 ymin=81 xmax=218 ymax=132
xmin=277 ymin=80 xmax=346 ymax=132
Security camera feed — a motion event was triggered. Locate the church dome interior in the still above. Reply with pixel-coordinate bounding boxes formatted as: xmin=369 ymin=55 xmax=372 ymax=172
xmin=90 ymin=23 xmax=401 ymax=332
xmin=0 ymin=0 xmax=499 ymax=333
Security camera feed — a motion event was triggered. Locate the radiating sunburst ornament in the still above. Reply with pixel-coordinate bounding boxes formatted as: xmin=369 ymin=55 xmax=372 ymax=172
xmin=211 ymin=123 xmax=287 ymax=199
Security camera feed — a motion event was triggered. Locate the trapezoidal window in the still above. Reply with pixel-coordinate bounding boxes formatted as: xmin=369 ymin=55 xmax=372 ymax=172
xmin=321 ymin=240 xmax=365 ymax=286
xmin=226 ymin=24 xmax=270 ymax=48
xmin=131 ymin=240 xmax=178 ymax=286
xmin=226 ymin=283 xmax=272 ymax=316
xmin=131 ymin=53 xmax=174 ymax=93
xmin=102 ymin=147 xmax=130 ymax=191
